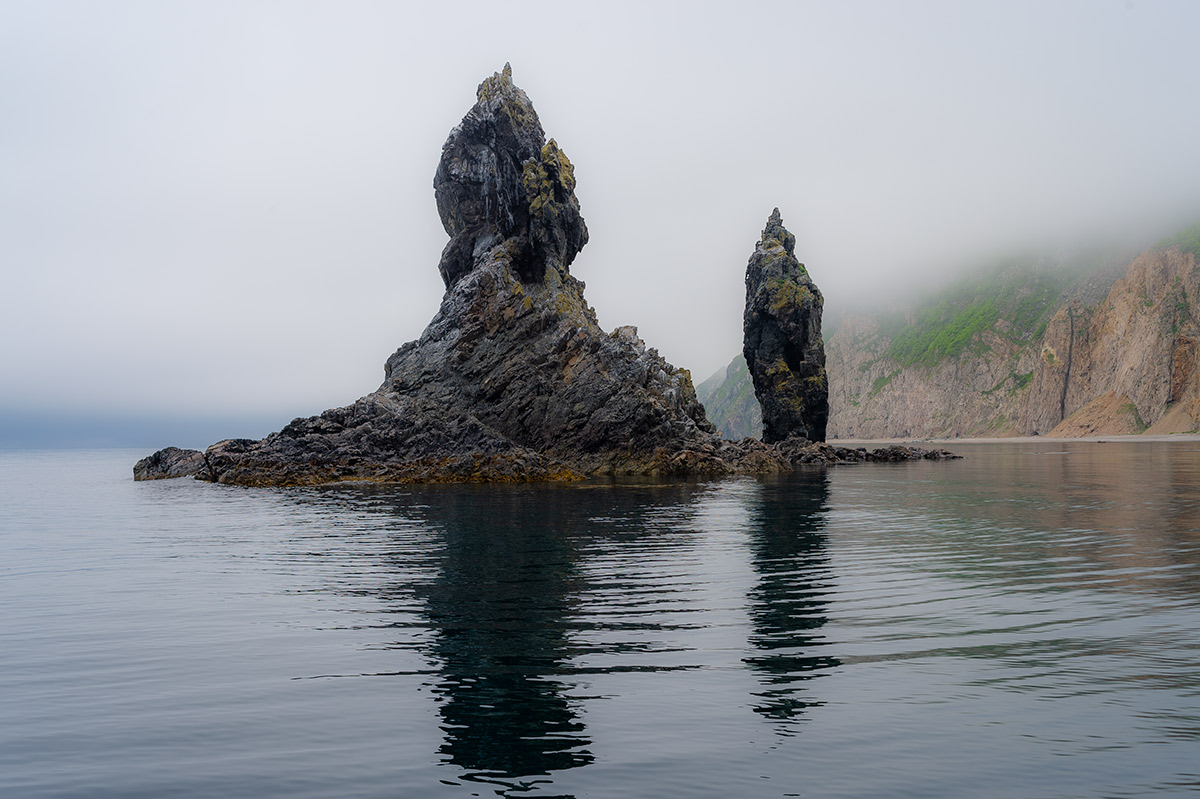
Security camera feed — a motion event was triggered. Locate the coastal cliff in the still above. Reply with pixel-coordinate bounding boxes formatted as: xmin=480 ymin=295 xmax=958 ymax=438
xmin=1028 ymin=244 xmax=1200 ymax=436
xmin=695 ymin=355 xmax=761 ymax=440
xmin=830 ymin=239 xmax=1200 ymax=438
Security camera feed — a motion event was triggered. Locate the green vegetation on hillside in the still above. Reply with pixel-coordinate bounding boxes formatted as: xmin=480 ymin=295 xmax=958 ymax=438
xmin=697 ymin=355 xmax=761 ymax=440
xmin=887 ymin=296 xmax=998 ymax=367
xmin=1156 ymin=220 xmax=1200 ymax=258
xmin=870 ymin=369 xmax=901 ymax=397
xmin=877 ymin=260 xmax=1077 ymax=369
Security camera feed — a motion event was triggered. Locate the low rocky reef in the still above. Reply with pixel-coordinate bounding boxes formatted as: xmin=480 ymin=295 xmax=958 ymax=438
xmin=134 ymin=440 xmax=959 ymax=482
xmin=135 ymin=66 xmax=957 ymax=486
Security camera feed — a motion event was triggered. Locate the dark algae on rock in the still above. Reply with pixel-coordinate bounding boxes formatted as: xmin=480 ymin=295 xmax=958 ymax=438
xmin=743 ymin=209 xmax=829 ymax=443
xmin=135 ymin=67 xmax=955 ymax=485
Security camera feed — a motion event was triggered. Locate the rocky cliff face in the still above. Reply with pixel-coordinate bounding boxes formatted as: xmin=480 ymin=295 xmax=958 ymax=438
xmin=1028 ymin=246 xmax=1200 ymax=436
xmin=819 ymin=242 xmax=1200 ymax=438
xmin=826 ymin=311 xmax=1040 ymax=439
xmin=743 ymin=210 xmax=828 ymax=443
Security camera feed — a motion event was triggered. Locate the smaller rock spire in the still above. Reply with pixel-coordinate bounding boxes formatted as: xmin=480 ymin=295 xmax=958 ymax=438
xmin=743 ymin=209 xmax=828 ymax=443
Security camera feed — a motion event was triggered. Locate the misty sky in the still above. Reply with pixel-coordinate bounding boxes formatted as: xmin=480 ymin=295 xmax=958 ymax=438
xmin=5 ymin=0 xmax=1200 ymax=443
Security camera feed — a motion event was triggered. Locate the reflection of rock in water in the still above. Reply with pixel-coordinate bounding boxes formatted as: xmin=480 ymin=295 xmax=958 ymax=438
xmin=742 ymin=474 xmax=839 ymax=729
xmin=411 ymin=486 xmax=594 ymax=787
xmin=296 ymin=480 xmax=716 ymax=795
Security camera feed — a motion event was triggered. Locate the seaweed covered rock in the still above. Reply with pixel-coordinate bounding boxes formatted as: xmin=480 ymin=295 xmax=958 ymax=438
xmin=743 ymin=209 xmax=829 ymax=443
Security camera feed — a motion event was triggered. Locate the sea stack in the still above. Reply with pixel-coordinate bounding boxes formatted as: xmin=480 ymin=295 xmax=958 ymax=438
xmin=743 ymin=209 xmax=829 ymax=443
xmin=153 ymin=65 xmax=745 ymax=485
xmin=134 ymin=69 xmax=954 ymax=483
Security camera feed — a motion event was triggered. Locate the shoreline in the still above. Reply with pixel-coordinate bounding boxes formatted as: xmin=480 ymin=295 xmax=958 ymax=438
xmin=835 ymin=433 xmax=1200 ymax=445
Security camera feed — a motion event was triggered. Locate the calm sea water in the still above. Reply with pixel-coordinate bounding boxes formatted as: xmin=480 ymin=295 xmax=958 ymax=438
xmin=3 ymin=442 xmax=1200 ymax=798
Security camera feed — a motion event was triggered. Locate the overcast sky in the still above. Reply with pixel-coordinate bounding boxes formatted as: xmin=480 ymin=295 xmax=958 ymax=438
xmin=4 ymin=0 xmax=1200 ymax=443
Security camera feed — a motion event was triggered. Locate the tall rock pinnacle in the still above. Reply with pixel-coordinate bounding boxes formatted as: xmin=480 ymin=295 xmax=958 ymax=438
xmin=433 ymin=63 xmax=588 ymax=288
xmin=743 ymin=209 xmax=829 ymax=443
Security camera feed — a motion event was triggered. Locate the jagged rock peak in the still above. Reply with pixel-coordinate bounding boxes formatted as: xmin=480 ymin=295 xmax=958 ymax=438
xmin=743 ymin=209 xmax=828 ymax=443
xmin=434 ymin=64 xmax=588 ymax=289
xmin=761 ymin=207 xmax=797 ymax=257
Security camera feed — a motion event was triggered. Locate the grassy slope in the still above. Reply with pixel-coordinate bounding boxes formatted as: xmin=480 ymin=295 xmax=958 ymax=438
xmin=1156 ymin=220 xmax=1200 ymax=258
xmin=869 ymin=256 xmax=1089 ymax=371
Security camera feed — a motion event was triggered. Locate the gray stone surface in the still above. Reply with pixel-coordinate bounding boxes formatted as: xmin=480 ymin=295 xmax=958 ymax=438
xmin=132 ymin=447 xmax=207 ymax=480
xmin=434 ymin=63 xmax=587 ymax=289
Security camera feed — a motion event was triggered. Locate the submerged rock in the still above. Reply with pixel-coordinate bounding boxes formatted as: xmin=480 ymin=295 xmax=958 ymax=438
xmin=133 ymin=447 xmax=207 ymax=480
xmin=743 ymin=210 xmax=828 ymax=443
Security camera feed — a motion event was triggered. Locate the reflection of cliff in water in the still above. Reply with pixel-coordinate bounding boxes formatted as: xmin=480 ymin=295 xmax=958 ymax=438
xmin=830 ymin=442 xmax=1200 ymax=597
xmin=742 ymin=474 xmax=839 ymax=729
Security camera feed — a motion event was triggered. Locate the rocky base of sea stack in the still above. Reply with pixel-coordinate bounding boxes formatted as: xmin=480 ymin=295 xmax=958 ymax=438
xmin=133 ymin=438 xmax=958 ymax=483
xmin=774 ymin=439 xmax=961 ymax=465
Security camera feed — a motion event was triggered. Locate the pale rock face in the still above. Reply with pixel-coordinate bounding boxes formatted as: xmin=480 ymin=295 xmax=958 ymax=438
xmin=826 ymin=245 xmax=1200 ymax=439
xmin=827 ymin=319 xmax=1039 ymax=439
xmin=1031 ymin=247 xmax=1199 ymax=434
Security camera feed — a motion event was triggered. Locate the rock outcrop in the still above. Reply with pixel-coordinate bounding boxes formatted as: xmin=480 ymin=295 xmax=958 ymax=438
xmin=132 ymin=447 xmax=206 ymax=480
xmin=190 ymin=65 xmax=748 ymax=485
xmin=743 ymin=210 xmax=828 ymax=443
xmin=135 ymin=68 xmax=952 ymax=485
